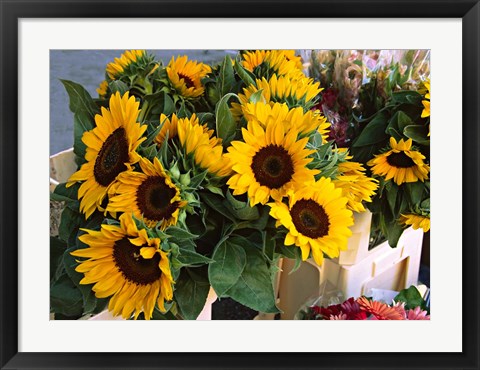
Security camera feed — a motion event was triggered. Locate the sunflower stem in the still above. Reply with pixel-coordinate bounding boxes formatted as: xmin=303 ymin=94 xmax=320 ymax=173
xmin=138 ymin=101 xmax=149 ymax=123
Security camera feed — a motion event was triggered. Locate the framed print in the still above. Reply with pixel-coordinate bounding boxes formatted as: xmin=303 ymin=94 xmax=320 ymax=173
xmin=1 ymin=0 xmax=479 ymax=369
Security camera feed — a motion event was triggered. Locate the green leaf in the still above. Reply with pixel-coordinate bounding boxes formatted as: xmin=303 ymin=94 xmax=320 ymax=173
xmin=73 ymin=112 xmax=95 ymax=162
xmin=51 ymin=182 xmax=79 ymax=203
xmin=174 ymin=268 xmax=210 ymax=320
xmin=206 ymin=185 xmax=224 ymax=197
xmin=145 ymin=91 xmax=174 ymax=116
xmin=393 ymin=286 xmax=428 ymax=311
xmin=215 ymin=93 xmax=239 ymax=146
xmin=387 ymin=223 xmax=404 ymax=248
xmin=391 ymin=90 xmax=422 ymax=105
xmin=50 ymin=273 xmax=83 ymax=317
xmin=248 ymin=89 xmax=265 ymax=104
xmin=224 ymin=241 xmax=280 ymax=313
xmin=177 ymin=249 xmax=213 ymax=267
xmin=137 ymin=308 xmax=178 ymax=320
xmin=60 ymin=79 xmax=99 ymax=117
xmin=63 ymin=247 xmax=98 ymax=315
xmin=200 ymin=192 xmax=236 ymax=222
xmin=277 ymin=243 xmax=302 ymax=273
xmin=386 ymin=182 xmax=398 ymax=215
xmin=58 ymin=207 xmax=83 ymax=246
xmin=143 ymin=121 xmax=163 ymax=147
xmin=395 ymin=111 xmax=415 ymax=132
xmin=209 ymin=238 xmax=247 ymax=297
xmin=352 ymin=113 xmax=388 ymax=147
xmin=189 ymin=170 xmax=208 ymax=189
xmin=420 ymin=198 xmax=430 ymax=211
xmin=224 ymin=191 xmax=260 ymax=221
xmin=50 ymin=236 xmax=67 ymax=282
xmin=197 ymin=112 xmax=215 ymax=125
xmin=167 ymin=226 xmax=198 ymax=241
xmin=406 ymin=182 xmax=424 ymax=205
xmin=404 ymin=125 xmax=430 ymax=145
xmin=234 ymin=59 xmax=256 ymax=86
xmin=140 ymin=143 xmax=158 ymax=159
xmin=109 ymin=80 xmax=129 ymax=95
xmin=218 ymin=56 xmax=236 ymax=96
xmin=262 ymin=232 xmax=275 ymax=262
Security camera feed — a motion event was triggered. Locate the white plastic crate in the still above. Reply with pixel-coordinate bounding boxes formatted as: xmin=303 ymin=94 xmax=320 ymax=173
xmin=337 ymin=211 xmax=373 ymax=265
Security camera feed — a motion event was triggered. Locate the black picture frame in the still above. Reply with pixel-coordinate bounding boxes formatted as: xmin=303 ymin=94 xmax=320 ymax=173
xmin=1 ymin=1 xmax=479 ymax=369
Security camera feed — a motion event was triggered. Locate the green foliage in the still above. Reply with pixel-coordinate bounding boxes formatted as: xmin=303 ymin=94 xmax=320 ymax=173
xmin=60 ymin=79 xmax=99 ymax=118
xmin=352 ymin=112 xmax=389 ymax=147
xmin=234 ymin=58 xmax=256 ymax=86
xmin=223 ymin=238 xmax=280 ymax=314
xmin=218 ymin=56 xmax=236 ymax=97
xmin=109 ymin=80 xmax=129 ymax=96
xmin=394 ymin=286 xmax=429 ymax=313
xmin=215 ymin=93 xmax=239 ymax=146
xmin=174 ymin=267 xmax=210 ymax=320
xmin=209 ymin=237 xmax=247 ymax=297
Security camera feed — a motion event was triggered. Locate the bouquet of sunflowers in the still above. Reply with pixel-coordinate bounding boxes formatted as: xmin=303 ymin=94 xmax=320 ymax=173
xmin=305 ymin=50 xmax=430 ymax=247
xmin=50 ymin=50 xmax=378 ymax=320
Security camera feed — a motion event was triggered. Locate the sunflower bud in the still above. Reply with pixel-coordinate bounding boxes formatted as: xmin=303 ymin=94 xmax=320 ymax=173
xmin=206 ymin=83 xmax=219 ymax=106
xmin=179 ymin=173 xmax=191 ymax=186
xmin=169 ymin=163 xmax=180 ymax=180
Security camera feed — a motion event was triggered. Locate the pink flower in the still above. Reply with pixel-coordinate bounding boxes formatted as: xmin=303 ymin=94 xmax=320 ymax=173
xmin=392 ymin=301 xmax=407 ymax=319
xmin=406 ymin=306 xmax=430 ymax=320
xmin=329 ymin=313 xmax=348 ymax=320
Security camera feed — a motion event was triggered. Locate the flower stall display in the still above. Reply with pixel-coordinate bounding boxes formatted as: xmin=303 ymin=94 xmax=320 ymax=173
xmin=296 ymin=285 xmax=430 ymax=320
xmin=305 ymin=50 xmax=430 ymax=248
xmin=50 ymin=49 xmax=383 ymax=320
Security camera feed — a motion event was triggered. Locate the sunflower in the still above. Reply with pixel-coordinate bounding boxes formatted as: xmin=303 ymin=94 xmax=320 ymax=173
xmin=241 ymin=101 xmax=329 ymax=137
xmin=166 ymin=56 xmax=211 ymax=99
xmin=333 ymin=160 xmax=378 ymax=212
xmin=107 ymin=157 xmax=186 ymax=228
xmin=154 ymin=113 xmax=180 ymax=147
xmin=367 ymin=137 xmax=430 ymax=186
xmin=106 ymin=50 xmax=146 ymax=80
xmin=96 ymin=80 xmax=108 ymax=98
xmin=420 ymin=79 xmax=430 ymax=118
xmin=154 ymin=113 xmax=212 ymax=147
xmin=399 ymin=213 xmax=430 ymax=232
xmin=67 ymin=92 xmax=147 ymax=218
xmin=176 ymin=114 xmax=232 ymax=177
xmin=233 ymin=74 xmax=321 ymax=112
xmin=241 ymin=50 xmax=304 ymax=79
xmin=420 ymin=79 xmax=430 ymax=136
xmin=227 ymin=118 xmax=318 ymax=206
xmin=282 ymin=49 xmax=304 ymax=70
xmin=71 ymin=213 xmax=174 ymax=320
xmin=269 ymin=177 xmax=353 ymax=266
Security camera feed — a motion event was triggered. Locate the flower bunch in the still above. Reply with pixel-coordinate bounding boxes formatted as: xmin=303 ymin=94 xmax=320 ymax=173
xmin=50 ymin=50 xmax=378 ymax=320
xmin=298 ymin=286 xmax=430 ymax=320
xmin=306 ymin=50 xmax=430 ymax=247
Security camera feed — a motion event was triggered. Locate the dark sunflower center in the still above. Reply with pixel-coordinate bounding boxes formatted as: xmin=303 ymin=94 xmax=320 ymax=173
xmin=386 ymin=152 xmax=415 ymax=168
xmin=94 ymin=128 xmax=129 ymax=186
xmin=113 ymin=237 xmax=162 ymax=285
xmin=291 ymin=199 xmax=330 ymax=239
xmin=251 ymin=145 xmax=294 ymax=189
xmin=136 ymin=176 xmax=180 ymax=222
xmin=178 ymin=73 xmax=195 ymax=89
